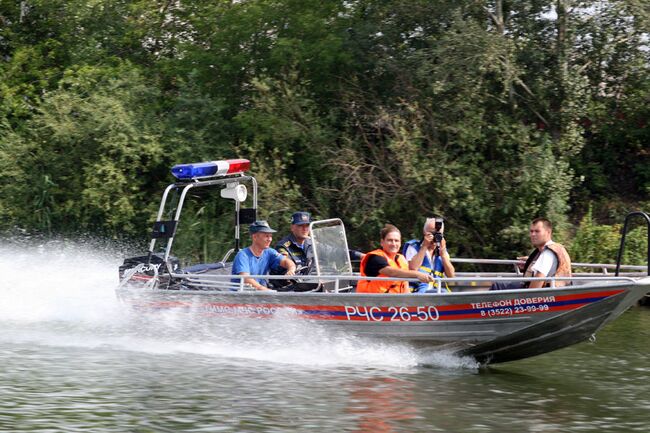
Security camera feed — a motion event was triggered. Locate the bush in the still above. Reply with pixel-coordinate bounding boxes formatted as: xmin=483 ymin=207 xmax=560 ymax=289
xmin=570 ymin=207 xmax=648 ymax=267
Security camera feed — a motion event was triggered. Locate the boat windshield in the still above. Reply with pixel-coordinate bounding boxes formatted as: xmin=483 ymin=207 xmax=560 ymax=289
xmin=310 ymin=219 xmax=353 ymax=277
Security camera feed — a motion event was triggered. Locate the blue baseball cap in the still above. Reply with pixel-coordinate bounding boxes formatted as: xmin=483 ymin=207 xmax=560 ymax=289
xmin=291 ymin=211 xmax=312 ymax=225
xmin=249 ymin=220 xmax=276 ymax=233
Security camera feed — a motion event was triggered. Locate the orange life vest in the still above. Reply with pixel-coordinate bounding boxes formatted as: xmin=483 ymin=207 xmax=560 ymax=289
xmin=357 ymin=249 xmax=409 ymax=294
xmin=523 ymin=242 xmax=572 ymax=287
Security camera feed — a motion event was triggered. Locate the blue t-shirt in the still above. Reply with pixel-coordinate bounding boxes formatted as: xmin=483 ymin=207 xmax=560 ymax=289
xmin=231 ymin=247 xmax=284 ymax=287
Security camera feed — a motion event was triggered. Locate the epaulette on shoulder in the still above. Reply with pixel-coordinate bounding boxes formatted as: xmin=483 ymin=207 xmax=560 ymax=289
xmin=284 ymin=240 xmax=292 ymax=247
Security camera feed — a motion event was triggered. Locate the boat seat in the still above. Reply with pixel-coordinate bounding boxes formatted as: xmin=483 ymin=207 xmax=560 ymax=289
xmin=180 ymin=262 xmax=228 ymax=274
xmin=274 ymin=281 xmax=323 ymax=292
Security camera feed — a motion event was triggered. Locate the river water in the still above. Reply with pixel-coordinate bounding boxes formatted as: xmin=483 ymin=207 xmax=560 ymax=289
xmin=1 ymin=241 xmax=649 ymax=432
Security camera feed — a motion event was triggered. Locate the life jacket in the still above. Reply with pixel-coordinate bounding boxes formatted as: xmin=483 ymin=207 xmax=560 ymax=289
xmin=403 ymin=239 xmax=450 ymax=293
xmin=357 ymin=249 xmax=409 ymax=294
xmin=522 ymin=242 xmax=572 ymax=287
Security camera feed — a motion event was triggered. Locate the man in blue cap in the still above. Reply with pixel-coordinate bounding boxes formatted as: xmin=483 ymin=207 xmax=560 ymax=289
xmin=231 ymin=220 xmax=296 ymax=291
xmin=275 ymin=211 xmax=314 ymax=271
xmin=268 ymin=211 xmax=315 ymax=290
xmin=269 ymin=211 xmax=365 ymax=290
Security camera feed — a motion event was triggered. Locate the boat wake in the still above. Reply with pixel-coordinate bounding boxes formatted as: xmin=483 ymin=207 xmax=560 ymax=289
xmin=0 ymin=240 xmax=477 ymax=371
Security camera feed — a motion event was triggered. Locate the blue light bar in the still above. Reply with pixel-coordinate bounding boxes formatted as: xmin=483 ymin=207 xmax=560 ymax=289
xmin=171 ymin=159 xmax=250 ymax=180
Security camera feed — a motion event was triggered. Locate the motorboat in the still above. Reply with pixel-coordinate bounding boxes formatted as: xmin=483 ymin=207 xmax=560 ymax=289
xmin=117 ymin=159 xmax=650 ymax=364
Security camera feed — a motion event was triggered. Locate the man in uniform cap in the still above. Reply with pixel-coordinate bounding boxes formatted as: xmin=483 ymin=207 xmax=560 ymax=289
xmin=269 ymin=211 xmax=366 ymax=290
xmin=231 ymin=220 xmax=296 ymax=290
xmin=273 ymin=212 xmax=314 ymax=275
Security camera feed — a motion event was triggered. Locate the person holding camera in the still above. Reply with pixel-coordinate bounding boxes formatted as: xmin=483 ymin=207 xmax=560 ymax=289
xmin=403 ymin=217 xmax=455 ymax=293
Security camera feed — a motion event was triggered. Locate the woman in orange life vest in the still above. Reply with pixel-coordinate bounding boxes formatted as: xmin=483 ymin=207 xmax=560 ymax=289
xmin=357 ymin=224 xmax=435 ymax=294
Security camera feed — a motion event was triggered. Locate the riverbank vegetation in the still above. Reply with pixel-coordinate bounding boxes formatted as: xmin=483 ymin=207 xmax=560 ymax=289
xmin=1 ymin=1 xmax=648 ymax=265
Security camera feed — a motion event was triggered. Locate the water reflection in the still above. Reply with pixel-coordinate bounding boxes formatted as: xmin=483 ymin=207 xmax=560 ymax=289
xmin=347 ymin=377 xmax=418 ymax=432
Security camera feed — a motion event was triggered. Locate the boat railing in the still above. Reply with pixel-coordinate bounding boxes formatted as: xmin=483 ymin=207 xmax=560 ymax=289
xmin=141 ymin=254 xmax=647 ymax=293
xmin=615 ymin=211 xmax=650 ymax=277
xmin=451 ymin=257 xmax=648 ymax=275
xmin=168 ymin=271 xmax=639 ymax=293
xmin=220 ymin=248 xmax=235 ymax=264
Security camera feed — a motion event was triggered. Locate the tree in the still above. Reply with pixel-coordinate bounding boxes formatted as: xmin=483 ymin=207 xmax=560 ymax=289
xmin=0 ymin=62 xmax=166 ymax=237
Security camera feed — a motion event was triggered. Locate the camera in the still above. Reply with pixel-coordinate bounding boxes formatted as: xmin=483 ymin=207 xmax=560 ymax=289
xmin=427 ymin=231 xmax=444 ymax=246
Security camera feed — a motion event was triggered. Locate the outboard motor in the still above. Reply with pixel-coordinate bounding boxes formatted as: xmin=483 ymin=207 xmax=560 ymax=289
xmin=118 ymin=253 xmax=180 ymax=289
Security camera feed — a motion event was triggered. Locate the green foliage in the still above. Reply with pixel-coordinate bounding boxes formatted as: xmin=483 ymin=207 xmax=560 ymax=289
xmin=0 ymin=61 xmax=166 ymax=237
xmin=0 ymin=0 xmax=648 ymax=262
xmin=571 ymin=207 xmax=648 ymax=266
xmin=569 ymin=0 xmax=650 ymax=211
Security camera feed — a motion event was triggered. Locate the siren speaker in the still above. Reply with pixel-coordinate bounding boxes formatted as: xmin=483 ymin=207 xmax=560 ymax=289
xmin=220 ymin=183 xmax=247 ymax=202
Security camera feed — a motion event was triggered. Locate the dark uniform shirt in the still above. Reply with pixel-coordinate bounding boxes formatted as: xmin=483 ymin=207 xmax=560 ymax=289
xmin=274 ymin=233 xmax=313 ymax=269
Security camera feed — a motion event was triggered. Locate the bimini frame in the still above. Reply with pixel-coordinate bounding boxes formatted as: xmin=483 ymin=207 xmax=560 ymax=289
xmin=145 ymin=174 xmax=258 ymax=273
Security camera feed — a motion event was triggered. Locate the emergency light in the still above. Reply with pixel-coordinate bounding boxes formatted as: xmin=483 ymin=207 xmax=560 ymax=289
xmin=171 ymin=159 xmax=250 ymax=180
